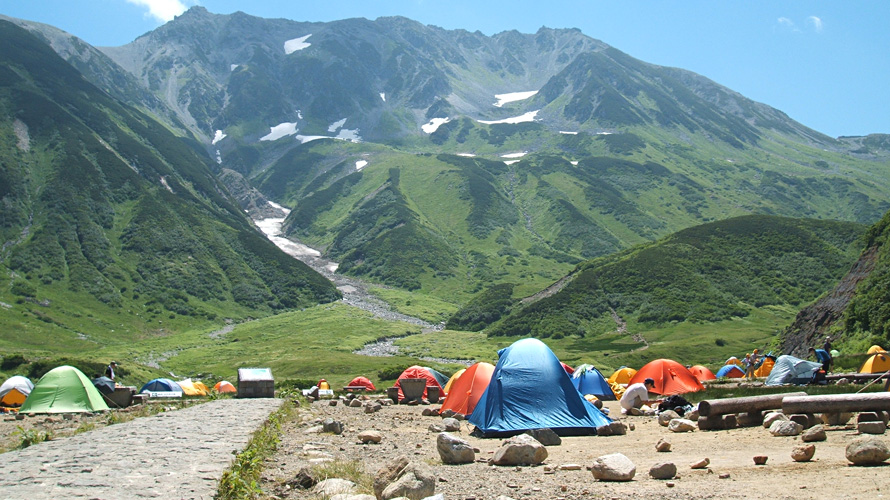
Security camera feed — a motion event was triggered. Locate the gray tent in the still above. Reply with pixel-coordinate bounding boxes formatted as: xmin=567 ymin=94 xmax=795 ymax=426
xmin=764 ymin=355 xmax=821 ymax=386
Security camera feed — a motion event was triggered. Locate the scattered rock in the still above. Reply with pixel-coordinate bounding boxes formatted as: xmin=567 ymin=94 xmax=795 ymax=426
xmin=659 ymin=410 xmax=681 ymax=426
xmin=792 ymin=444 xmax=816 ymax=462
xmin=288 ymin=466 xmax=318 ymax=489
xmin=491 ymin=434 xmax=548 ymax=466
xmin=835 ymin=378 xmax=850 ymax=385
xmin=558 ymin=464 xmax=583 ymax=471
xmin=596 ymin=421 xmax=628 ymax=437
xmin=629 ymin=423 xmax=636 ymax=431
xmin=441 ymin=418 xmax=461 ymax=432
xmin=323 ymin=418 xmax=345 ymax=435
xmin=821 ymin=412 xmax=853 ymax=426
xmin=763 ymin=412 xmax=788 ymax=429
xmin=422 ymin=408 xmax=435 ymax=417
xmin=329 ymin=400 xmax=339 ymax=407
xmin=690 ymin=458 xmax=710 ymax=469
xmin=427 ymin=423 xmax=446 ymax=433
xmin=591 ymin=453 xmax=636 ymax=482
xmin=374 ymin=457 xmax=437 ymax=500
xmin=845 ymin=437 xmax=890 ymax=465
xmin=524 ymin=428 xmax=561 ymax=446
xmin=753 ymin=455 xmax=768 ymax=465
xmin=668 ymin=419 xmax=696 ymax=433
xmin=304 ymin=425 xmax=324 ymax=434
xmin=649 ymin=462 xmax=677 ymax=479
xmin=801 ymin=425 xmax=827 ymax=442
xmin=769 ymin=420 xmax=802 ymax=437
xmin=436 ymin=433 xmax=475 ymax=464
xmin=439 ymin=409 xmax=455 ymax=418
xmin=858 ymin=421 xmax=887 ymax=435
xmin=719 ymin=473 xmax=731 ymax=479
xmin=314 ymin=478 xmax=357 ymax=497
xmin=656 ymin=438 xmax=672 ymax=452
xmin=358 ymin=430 xmax=383 ymax=444
xmin=686 ymin=408 xmax=700 ymax=421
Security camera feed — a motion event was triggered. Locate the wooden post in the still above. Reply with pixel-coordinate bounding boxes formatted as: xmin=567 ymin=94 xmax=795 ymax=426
xmin=698 ymin=392 xmax=807 ymax=417
xmin=782 ymin=393 xmax=890 ymax=415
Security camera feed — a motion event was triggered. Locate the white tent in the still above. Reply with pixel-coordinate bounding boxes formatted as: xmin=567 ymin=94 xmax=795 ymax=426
xmin=764 ymin=355 xmax=821 ymax=386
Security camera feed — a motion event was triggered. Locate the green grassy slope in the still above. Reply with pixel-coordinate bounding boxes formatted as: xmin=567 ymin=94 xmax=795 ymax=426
xmin=0 ymin=21 xmax=339 ymax=367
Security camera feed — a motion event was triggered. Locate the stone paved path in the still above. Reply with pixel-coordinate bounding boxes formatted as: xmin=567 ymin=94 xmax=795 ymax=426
xmin=0 ymin=398 xmax=283 ymax=500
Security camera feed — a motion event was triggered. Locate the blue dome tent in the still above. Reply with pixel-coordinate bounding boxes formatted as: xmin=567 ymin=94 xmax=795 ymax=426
xmin=140 ymin=378 xmax=184 ymax=394
xmin=571 ymin=364 xmax=617 ymax=401
xmin=469 ymin=338 xmax=611 ymax=437
xmin=716 ymin=364 xmax=745 ymax=378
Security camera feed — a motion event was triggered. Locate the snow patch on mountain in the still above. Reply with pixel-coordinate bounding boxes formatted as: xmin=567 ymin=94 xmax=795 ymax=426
xmin=355 ymin=160 xmax=368 ymax=171
xmin=457 ymin=153 xmax=476 ymax=157
xmin=493 ymin=90 xmax=538 ymax=107
xmin=379 ymin=93 xmax=386 ymax=102
xmin=296 ymin=135 xmax=329 ymax=144
xmin=260 ymin=122 xmax=298 ymax=141
xmin=422 ymin=117 xmax=450 ymax=133
xmin=559 ymin=131 xmax=578 ymax=135
xmin=284 ymin=34 xmax=312 ymax=55
xmin=336 ymin=128 xmax=362 ymax=142
xmin=328 ymin=118 xmax=347 ymax=132
xmin=212 ymin=130 xmax=227 ymax=144
xmin=500 ymin=152 xmax=528 ymax=159
xmin=478 ymin=110 xmax=539 ymax=125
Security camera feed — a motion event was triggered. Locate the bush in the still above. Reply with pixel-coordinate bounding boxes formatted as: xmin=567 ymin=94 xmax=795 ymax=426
xmin=1 ymin=354 xmax=28 ymax=371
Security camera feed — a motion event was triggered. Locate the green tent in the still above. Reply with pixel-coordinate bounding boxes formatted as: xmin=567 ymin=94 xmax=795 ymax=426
xmin=20 ymin=365 xmax=109 ymax=413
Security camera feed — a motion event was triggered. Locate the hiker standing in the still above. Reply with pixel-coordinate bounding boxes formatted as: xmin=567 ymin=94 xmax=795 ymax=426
xmin=105 ymin=361 xmax=118 ymax=381
xmin=809 ymin=347 xmax=832 ymax=373
xmin=743 ymin=353 xmax=756 ymax=379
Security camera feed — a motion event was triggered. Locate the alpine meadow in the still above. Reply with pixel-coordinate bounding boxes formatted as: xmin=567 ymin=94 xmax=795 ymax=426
xmin=1 ymin=7 xmax=890 ymax=386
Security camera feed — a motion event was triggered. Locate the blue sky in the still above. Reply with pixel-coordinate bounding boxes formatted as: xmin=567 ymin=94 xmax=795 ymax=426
xmin=3 ymin=0 xmax=888 ymax=137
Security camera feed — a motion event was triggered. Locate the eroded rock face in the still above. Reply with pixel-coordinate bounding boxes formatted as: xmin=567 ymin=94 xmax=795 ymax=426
xmin=591 ymin=453 xmax=636 ymax=481
xmin=781 ymin=247 xmax=879 ymax=355
xmin=491 ymin=434 xmax=548 ymax=466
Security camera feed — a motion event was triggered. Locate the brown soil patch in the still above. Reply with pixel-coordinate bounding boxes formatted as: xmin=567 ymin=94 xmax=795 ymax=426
xmin=263 ymin=398 xmax=889 ymax=500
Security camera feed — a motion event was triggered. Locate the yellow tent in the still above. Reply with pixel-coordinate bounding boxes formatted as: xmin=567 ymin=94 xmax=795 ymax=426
xmin=867 ymin=345 xmax=887 ymax=355
xmin=859 ymin=353 xmax=890 ymax=374
xmin=444 ymin=369 xmax=466 ymax=394
xmin=754 ymin=357 xmax=776 ymax=378
xmin=177 ymin=379 xmax=208 ymax=396
xmin=607 ymin=367 xmax=637 ymax=386
xmin=193 ymin=381 xmax=211 ymax=394
xmin=725 ymin=356 xmax=743 ymax=366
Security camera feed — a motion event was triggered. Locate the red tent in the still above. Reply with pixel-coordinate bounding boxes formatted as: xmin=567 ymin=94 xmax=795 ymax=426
xmin=560 ymin=362 xmax=575 ymax=375
xmin=347 ymin=376 xmax=376 ymax=391
xmin=439 ymin=362 xmax=495 ymax=416
xmin=629 ymin=359 xmax=704 ymax=395
xmin=688 ymin=365 xmax=717 ymax=382
xmin=393 ymin=365 xmax=444 ymax=401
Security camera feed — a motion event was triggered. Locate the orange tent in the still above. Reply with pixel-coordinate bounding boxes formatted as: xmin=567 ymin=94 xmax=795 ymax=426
xmin=347 ymin=376 xmax=376 ymax=391
xmin=440 ymin=362 xmax=495 ymax=416
xmin=629 ymin=359 xmax=704 ymax=395
xmin=394 ymin=366 xmax=444 ymax=402
xmin=607 ymin=367 xmax=637 ymax=386
xmin=214 ymin=381 xmax=237 ymax=393
xmin=689 ymin=365 xmax=716 ymax=382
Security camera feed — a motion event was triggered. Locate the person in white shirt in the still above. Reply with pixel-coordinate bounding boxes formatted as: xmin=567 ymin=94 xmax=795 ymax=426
xmin=620 ymin=378 xmax=656 ymax=413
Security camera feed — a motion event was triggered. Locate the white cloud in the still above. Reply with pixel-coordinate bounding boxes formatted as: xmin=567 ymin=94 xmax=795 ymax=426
xmin=807 ymin=16 xmax=824 ymax=33
xmin=127 ymin=0 xmax=188 ymax=23
xmin=777 ymin=17 xmax=799 ymax=32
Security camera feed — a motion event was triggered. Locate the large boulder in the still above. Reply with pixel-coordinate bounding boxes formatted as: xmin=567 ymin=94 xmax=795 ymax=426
xmin=769 ymin=420 xmax=802 ymax=437
xmin=524 ymin=428 xmax=562 ymax=446
xmin=441 ymin=418 xmax=461 ymax=432
xmin=591 ymin=453 xmax=636 ymax=481
xmin=358 ymin=430 xmax=384 ymax=444
xmin=763 ymin=412 xmax=788 ymax=429
xmin=314 ymin=478 xmax=357 ymax=497
xmin=668 ymin=419 xmax=696 ymax=433
xmin=649 ymin=462 xmax=677 ymax=480
xmin=323 ymin=418 xmax=345 ymax=435
xmin=845 ymin=437 xmax=890 ymax=465
xmin=801 ymin=425 xmax=827 ymax=442
xmin=791 ymin=444 xmax=816 ymax=462
xmin=373 ymin=457 xmax=437 ymax=500
xmin=491 ymin=434 xmax=548 ymax=466
xmin=436 ymin=433 xmax=475 ymax=464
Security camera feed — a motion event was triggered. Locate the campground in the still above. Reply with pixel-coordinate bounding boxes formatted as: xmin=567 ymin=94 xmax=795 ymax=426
xmin=263 ymin=395 xmax=889 ymax=500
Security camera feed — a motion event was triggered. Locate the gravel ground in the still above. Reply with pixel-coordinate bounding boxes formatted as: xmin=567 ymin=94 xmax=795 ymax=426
xmin=262 ymin=397 xmax=890 ymax=500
